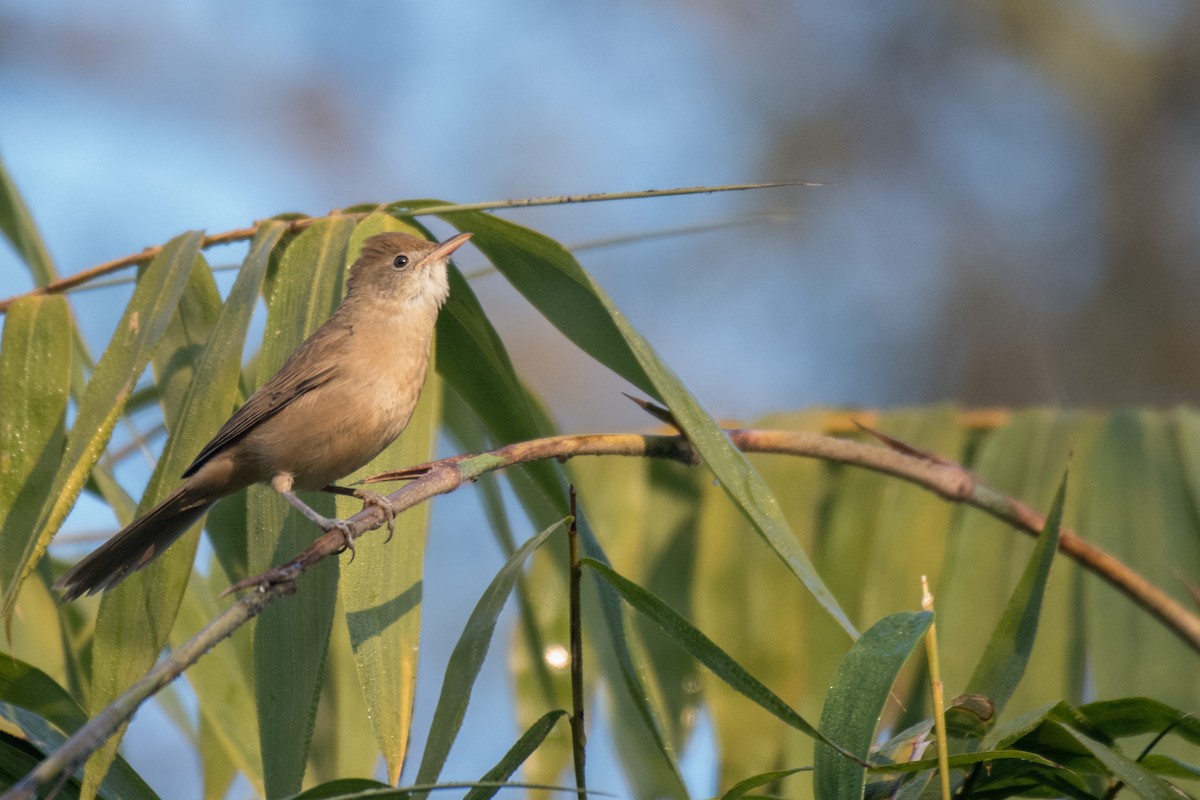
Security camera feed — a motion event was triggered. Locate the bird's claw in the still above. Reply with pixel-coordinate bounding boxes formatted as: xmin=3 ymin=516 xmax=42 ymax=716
xmin=354 ymin=489 xmax=398 ymax=543
xmin=329 ymin=519 xmax=357 ymax=562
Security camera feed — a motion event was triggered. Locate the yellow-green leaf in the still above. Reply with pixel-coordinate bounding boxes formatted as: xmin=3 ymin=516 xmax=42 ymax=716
xmin=433 ymin=208 xmax=857 ymax=639
xmin=0 ymin=295 xmax=71 ymax=605
xmin=251 ymin=216 xmax=355 ymax=798
xmin=338 ymin=213 xmax=441 ymax=782
xmin=4 ymin=231 xmax=202 ymax=624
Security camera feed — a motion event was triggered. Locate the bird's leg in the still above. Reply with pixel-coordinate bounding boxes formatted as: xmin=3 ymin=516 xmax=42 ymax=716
xmin=271 ymin=474 xmax=357 ymax=557
xmin=322 ymin=484 xmax=398 ymax=542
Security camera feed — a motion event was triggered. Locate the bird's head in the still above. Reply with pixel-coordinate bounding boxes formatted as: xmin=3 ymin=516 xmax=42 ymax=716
xmin=346 ymin=231 xmax=471 ymax=308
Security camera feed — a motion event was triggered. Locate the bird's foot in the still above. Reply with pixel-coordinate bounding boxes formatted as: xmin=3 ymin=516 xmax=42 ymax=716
xmin=278 ymin=487 xmax=359 ymax=558
xmin=323 ymin=517 xmax=358 ymax=562
xmin=299 ymin=507 xmax=354 ymax=546
xmin=353 ymin=489 xmax=397 ymax=542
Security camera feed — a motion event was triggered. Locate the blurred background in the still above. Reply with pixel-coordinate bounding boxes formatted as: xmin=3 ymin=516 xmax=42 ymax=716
xmin=2 ymin=1 xmax=1199 ymax=797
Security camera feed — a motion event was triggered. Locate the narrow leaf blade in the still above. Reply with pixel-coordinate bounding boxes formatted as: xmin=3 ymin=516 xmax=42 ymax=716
xmin=814 ymin=611 xmax=933 ymax=800
xmin=1066 ymin=728 xmax=1178 ymax=800
xmin=415 ymin=518 xmax=568 ymax=785
xmin=4 ymin=231 xmax=204 ymax=621
xmin=85 ymin=247 xmax=226 ymax=794
xmin=463 ymin=710 xmax=568 ymax=800
xmin=433 ymin=208 xmax=856 ymax=637
xmin=578 ymin=517 xmax=692 ymax=799
xmin=172 ymin=568 xmax=263 ymax=794
xmin=966 ymin=473 xmax=1066 ymax=719
xmin=339 ymin=213 xmax=442 ymax=782
xmin=252 ymin=217 xmax=356 ymax=798
xmin=1079 ymin=411 xmax=1199 ymax=714
xmin=0 ymin=655 xmax=159 ymax=799
xmin=0 ymin=155 xmax=55 ymax=284
xmin=582 ymin=557 xmax=830 ymax=744
xmin=434 ymin=246 xmax=566 ymax=524
xmin=0 ymin=296 xmax=71 ymax=602
xmin=719 ymin=767 xmax=810 ymax=800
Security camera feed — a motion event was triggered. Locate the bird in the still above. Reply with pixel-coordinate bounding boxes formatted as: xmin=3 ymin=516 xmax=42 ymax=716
xmin=53 ymin=230 xmax=471 ymax=601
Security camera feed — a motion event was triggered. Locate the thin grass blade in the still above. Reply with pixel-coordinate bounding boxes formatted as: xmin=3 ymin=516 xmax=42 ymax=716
xmin=338 ymin=214 xmax=443 ymax=782
xmin=0 ymin=296 xmax=71 ymax=607
xmin=581 ymin=558 xmax=833 ymax=746
xmin=2 ymin=231 xmax=203 ymax=622
xmin=577 ymin=517 xmax=692 ymax=799
xmin=429 ymin=207 xmax=856 ymax=638
xmin=813 ymin=611 xmax=933 ymax=800
xmin=251 ymin=217 xmax=356 ymax=797
xmin=463 ymin=710 xmax=568 ymax=800
xmin=414 ymin=519 xmax=567 ymax=786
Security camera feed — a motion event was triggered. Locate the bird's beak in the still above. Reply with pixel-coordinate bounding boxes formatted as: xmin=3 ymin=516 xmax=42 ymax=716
xmin=425 ymin=232 xmax=473 ymax=264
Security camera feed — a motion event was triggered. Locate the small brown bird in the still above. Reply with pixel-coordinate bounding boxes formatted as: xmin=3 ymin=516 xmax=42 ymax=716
xmin=54 ymin=230 xmax=471 ymax=601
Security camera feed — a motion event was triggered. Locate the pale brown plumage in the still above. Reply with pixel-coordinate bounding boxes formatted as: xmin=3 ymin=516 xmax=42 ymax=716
xmin=54 ymin=230 xmax=471 ymax=601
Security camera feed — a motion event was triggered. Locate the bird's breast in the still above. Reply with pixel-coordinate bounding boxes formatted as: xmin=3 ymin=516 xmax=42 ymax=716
xmin=245 ymin=313 xmax=436 ymax=490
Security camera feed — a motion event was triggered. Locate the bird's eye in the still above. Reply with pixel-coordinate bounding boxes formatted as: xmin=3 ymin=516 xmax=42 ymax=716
xmin=392 ymin=254 xmax=409 ymax=269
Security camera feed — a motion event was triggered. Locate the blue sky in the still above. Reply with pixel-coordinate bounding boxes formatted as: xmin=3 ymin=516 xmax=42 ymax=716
xmin=7 ymin=1 xmax=1185 ymax=421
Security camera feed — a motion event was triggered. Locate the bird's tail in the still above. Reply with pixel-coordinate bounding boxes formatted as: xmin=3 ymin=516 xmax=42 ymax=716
xmin=53 ymin=485 xmax=213 ymax=601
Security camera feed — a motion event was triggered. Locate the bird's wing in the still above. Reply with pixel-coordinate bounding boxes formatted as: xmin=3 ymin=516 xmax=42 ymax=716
xmin=181 ymin=350 xmax=340 ymax=479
